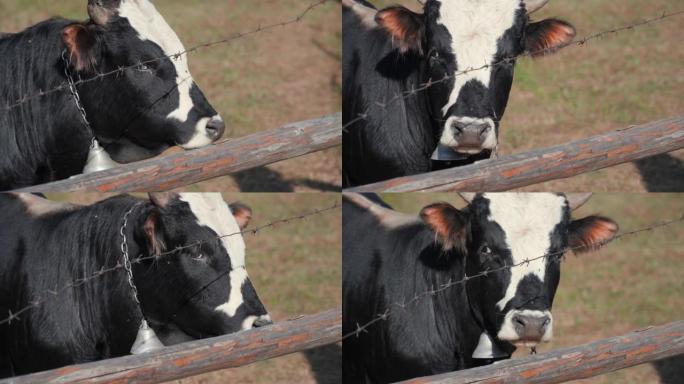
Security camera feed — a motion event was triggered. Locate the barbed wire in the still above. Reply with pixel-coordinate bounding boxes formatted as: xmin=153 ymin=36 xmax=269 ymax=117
xmin=0 ymin=199 xmax=340 ymax=326
xmin=339 ymin=212 xmax=684 ymax=342
xmin=341 ymin=9 xmax=684 ymax=133
xmin=1 ymin=0 xmax=330 ymax=112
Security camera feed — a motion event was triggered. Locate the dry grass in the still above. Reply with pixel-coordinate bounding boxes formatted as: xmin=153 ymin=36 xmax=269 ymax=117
xmin=44 ymin=192 xmax=342 ymax=384
xmin=0 ymin=0 xmax=341 ymax=192
xmin=369 ymin=0 xmax=684 ymax=191
xmin=380 ymin=193 xmax=684 ymax=384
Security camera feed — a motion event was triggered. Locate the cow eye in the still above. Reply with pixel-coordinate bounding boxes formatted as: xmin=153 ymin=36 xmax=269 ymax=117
xmin=137 ymin=64 xmax=152 ymax=73
xmin=479 ymin=245 xmax=493 ymax=255
xmin=192 ymin=253 xmax=205 ymax=261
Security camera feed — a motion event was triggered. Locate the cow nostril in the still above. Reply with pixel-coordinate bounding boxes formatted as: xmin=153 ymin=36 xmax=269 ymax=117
xmin=253 ymin=317 xmax=273 ymax=328
xmin=205 ymin=118 xmax=225 ymax=140
xmin=513 ymin=315 xmax=526 ymax=329
xmin=478 ymin=124 xmax=489 ymax=137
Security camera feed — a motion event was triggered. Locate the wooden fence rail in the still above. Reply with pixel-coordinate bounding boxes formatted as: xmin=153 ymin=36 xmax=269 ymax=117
xmin=3 ymin=309 xmax=341 ymax=384
xmin=346 ymin=114 xmax=684 ymax=192
xmin=16 ymin=113 xmax=341 ymax=193
xmin=399 ymin=320 xmax=684 ymax=384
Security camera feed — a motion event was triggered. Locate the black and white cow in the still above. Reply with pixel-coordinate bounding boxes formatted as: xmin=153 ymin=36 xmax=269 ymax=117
xmin=343 ymin=193 xmax=618 ymax=383
xmin=342 ymin=0 xmax=576 ymax=186
xmin=0 ymin=0 xmax=225 ymax=189
xmin=0 ymin=193 xmax=270 ymax=377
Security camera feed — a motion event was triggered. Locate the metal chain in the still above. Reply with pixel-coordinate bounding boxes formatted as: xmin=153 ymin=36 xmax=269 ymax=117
xmin=120 ymin=202 xmax=145 ymax=306
xmin=61 ymin=49 xmax=96 ymax=148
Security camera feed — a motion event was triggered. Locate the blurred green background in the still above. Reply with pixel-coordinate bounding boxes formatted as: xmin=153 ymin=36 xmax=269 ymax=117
xmin=0 ymin=0 xmax=341 ymax=192
xmin=381 ymin=193 xmax=684 ymax=384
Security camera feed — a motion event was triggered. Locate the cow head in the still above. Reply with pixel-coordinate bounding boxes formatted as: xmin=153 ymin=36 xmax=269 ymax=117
xmin=420 ymin=193 xmax=617 ymax=351
xmin=375 ymin=0 xmax=575 ymax=155
xmin=134 ymin=193 xmax=271 ymax=339
xmin=61 ymin=0 xmax=225 ymax=162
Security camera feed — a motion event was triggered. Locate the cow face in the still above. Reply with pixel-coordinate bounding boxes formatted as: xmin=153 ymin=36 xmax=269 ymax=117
xmin=421 ymin=193 xmax=617 ymax=349
xmin=61 ymin=0 xmax=225 ymax=162
xmin=375 ymin=0 xmax=575 ymax=155
xmin=135 ymin=193 xmax=271 ymax=339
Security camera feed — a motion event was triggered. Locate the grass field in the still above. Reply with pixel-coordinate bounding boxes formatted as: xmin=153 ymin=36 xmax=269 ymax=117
xmin=0 ymin=0 xmax=341 ymax=192
xmin=381 ymin=193 xmax=684 ymax=384
xmin=368 ymin=0 xmax=684 ymax=191
xmin=45 ymin=192 xmax=342 ymax=384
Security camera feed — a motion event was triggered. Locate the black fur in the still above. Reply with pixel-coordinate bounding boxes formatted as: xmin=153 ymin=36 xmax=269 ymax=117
xmin=0 ymin=9 xmax=219 ymax=190
xmin=0 ymin=194 xmax=267 ymax=377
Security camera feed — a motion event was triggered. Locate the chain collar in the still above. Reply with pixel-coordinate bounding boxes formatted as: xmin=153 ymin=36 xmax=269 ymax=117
xmin=120 ymin=202 xmax=145 ymax=308
xmin=61 ymin=49 xmax=96 ymax=149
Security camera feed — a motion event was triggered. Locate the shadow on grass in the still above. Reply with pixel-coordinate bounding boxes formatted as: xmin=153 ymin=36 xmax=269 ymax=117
xmin=303 ymin=343 xmax=342 ymax=384
xmin=633 ymin=154 xmax=684 ymax=192
xmin=653 ymin=354 xmax=684 ymax=384
xmin=231 ymin=166 xmax=340 ymax=192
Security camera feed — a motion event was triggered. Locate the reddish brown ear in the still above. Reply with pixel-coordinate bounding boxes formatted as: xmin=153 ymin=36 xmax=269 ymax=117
xmin=230 ymin=202 xmax=252 ymax=230
xmin=143 ymin=211 xmax=166 ymax=256
xmin=525 ymin=18 xmax=576 ymax=57
xmin=568 ymin=216 xmax=618 ymax=253
xmin=375 ymin=6 xmax=424 ymax=54
xmin=62 ymin=24 xmax=98 ymax=72
xmin=420 ymin=203 xmax=468 ymax=252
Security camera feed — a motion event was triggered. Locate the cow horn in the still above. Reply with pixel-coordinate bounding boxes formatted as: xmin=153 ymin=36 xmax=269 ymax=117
xmin=458 ymin=193 xmax=477 ymax=204
xmin=87 ymin=0 xmax=118 ymax=26
xmin=342 ymin=0 xmax=378 ymax=27
xmin=566 ymin=193 xmax=593 ymax=211
xmin=149 ymin=192 xmax=179 ymax=208
xmin=523 ymin=0 xmax=550 ymax=14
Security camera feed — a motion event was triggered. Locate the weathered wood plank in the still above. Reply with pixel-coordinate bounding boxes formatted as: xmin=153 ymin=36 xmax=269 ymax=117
xmin=15 ymin=113 xmax=341 ymax=192
xmin=3 ymin=309 xmax=341 ymax=384
xmin=346 ymin=115 xmax=684 ymax=192
xmin=398 ymin=321 xmax=684 ymax=384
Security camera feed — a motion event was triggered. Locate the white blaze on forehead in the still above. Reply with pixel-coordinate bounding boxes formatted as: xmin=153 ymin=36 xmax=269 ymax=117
xmin=179 ymin=193 xmax=246 ymax=268
xmin=437 ymin=0 xmax=520 ymax=116
xmin=483 ymin=193 xmax=566 ymax=310
xmin=118 ymin=0 xmax=195 ymax=122
xmin=216 ymin=267 xmax=248 ymax=317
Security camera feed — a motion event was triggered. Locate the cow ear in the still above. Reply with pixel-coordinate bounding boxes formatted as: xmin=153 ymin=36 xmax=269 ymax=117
xmin=376 ymin=6 xmax=425 ymax=54
xmin=420 ymin=203 xmax=468 ymax=252
xmin=62 ymin=23 xmax=100 ymax=72
xmin=229 ymin=202 xmax=252 ymax=230
xmin=524 ymin=18 xmax=575 ymax=57
xmin=142 ymin=210 xmax=166 ymax=256
xmin=568 ymin=216 xmax=618 ymax=254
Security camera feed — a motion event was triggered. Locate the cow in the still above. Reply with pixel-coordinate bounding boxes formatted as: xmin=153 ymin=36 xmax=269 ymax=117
xmin=342 ymin=0 xmax=576 ymax=186
xmin=0 ymin=0 xmax=225 ymax=190
xmin=0 ymin=192 xmax=271 ymax=377
xmin=342 ymin=193 xmax=618 ymax=383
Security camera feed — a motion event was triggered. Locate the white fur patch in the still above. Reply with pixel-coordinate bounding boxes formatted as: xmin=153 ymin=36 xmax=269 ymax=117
xmin=241 ymin=316 xmax=258 ymax=331
xmin=118 ymin=0 xmax=195 ymax=122
xmin=179 ymin=193 xmax=246 ymax=268
xmin=483 ymin=193 xmax=566 ymax=310
xmin=497 ymin=309 xmax=553 ymax=344
xmin=436 ymin=0 xmax=520 ymax=116
xmin=215 ymin=267 xmax=248 ymax=317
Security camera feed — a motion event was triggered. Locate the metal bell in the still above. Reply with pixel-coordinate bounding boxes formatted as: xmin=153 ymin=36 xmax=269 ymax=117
xmin=472 ymin=332 xmax=508 ymax=359
xmin=430 ymin=144 xmax=470 ymax=161
xmin=130 ymin=319 xmax=165 ymax=355
xmin=82 ymin=139 xmax=122 ymax=174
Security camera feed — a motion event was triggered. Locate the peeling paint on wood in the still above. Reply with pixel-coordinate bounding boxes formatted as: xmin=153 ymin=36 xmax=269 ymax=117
xmin=12 ymin=114 xmax=341 ymax=193
xmin=346 ymin=115 xmax=684 ymax=192
xmin=397 ymin=321 xmax=684 ymax=384
xmin=3 ymin=309 xmax=341 ymax=384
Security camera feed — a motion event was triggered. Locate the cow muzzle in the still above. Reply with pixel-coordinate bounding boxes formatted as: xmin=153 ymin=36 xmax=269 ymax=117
xmin=179 ymin=114 xmax=226 ymax=149
xmin=440 ymin=116 xmax=497 ymax=154
xmin=242 ymin=314 xmax=273 ymax=330
xmin=497 ymin=309 xmax=553 ymax=346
